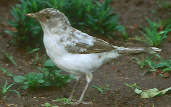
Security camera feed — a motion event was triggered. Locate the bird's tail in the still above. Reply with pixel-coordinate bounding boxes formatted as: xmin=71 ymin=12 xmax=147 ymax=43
xmin=112 ymin=46 xmax=161 ymax=54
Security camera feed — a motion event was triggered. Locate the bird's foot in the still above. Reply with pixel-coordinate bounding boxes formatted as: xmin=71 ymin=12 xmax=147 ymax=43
xmin=72 ymin=100 xmax=92 ymax=105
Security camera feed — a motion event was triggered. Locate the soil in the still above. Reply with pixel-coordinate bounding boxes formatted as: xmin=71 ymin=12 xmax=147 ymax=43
xmin=0 ymin=0 xmax=171 ymax=107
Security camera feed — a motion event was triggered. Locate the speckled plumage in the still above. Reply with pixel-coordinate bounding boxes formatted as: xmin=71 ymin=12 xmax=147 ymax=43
xmin=26 ymin=8 xmax=161 ymax=104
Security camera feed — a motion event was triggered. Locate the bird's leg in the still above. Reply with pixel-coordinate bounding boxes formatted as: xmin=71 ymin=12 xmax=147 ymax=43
xmin=69 ymin=76 xmax=80 ymax=100
xmin=73 ymin=72 xmax=93 ymax=105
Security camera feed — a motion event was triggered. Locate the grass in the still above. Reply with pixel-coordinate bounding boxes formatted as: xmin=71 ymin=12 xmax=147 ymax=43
xmin=0 ymin=80 xmax=20 ymax=99
xmin=125 ymin=83 xmax=171 ymax=98
xmin=136 ymin=54 xmax=171 ymax=78
xmin=41 ymin=102 xmax=59 ymax=107
xmin=28 ymin=48 xmax=41 ymax=65
xmin=55 ymin=98 xmax=73 ymax=104
xmin=136 ymin=18 xmax=171 ymax=46
xmin=13 ymin=59 xmax=73 ymax=89
xmin=3 ymin=52 xmax=17 ymax=66
xmin=6 ymin=0 xmax=127 ymax=49
xmin=92 ymin=85 xmax=110 ymax=94
xmin=157 ymin=0 xmax=171 ymax=10
xmin=0 ymin=66 xmax=14 ymax=77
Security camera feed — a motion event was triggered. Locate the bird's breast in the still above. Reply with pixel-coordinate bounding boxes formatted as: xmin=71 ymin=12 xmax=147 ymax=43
xmin=54 ymin=53 xmax=103 ymax=73
xmin=43 ymin=35 xmax=67 ymax=60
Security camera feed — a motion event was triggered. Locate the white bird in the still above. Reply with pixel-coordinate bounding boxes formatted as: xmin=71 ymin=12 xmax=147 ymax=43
xmin=26 ymin=8 xmax=161 ymax=104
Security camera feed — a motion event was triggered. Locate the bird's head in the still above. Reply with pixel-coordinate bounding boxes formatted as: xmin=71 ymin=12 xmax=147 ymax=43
xmin=26 ymin=8 xmax=71 ymax=29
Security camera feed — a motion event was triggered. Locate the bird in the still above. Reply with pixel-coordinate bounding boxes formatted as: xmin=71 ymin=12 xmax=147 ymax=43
xmin=26 ymin=8 xmax=161 ymax=104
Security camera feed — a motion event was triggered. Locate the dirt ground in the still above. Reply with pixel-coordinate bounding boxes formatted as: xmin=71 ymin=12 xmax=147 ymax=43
xmin=0 ymin=0 xmax=171 ymax=107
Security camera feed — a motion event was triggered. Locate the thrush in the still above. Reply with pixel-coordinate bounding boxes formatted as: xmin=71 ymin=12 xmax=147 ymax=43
xmin=26 ymin=8 xmax=161 ymax=104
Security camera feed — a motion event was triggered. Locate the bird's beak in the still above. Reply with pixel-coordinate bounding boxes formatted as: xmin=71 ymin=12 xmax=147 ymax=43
xmin=26 ymin=13 xmax=37 ymax=18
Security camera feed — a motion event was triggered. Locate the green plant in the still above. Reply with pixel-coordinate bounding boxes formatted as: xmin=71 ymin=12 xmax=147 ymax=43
xmin=63 ymin=0 xmax=127 ymax=38
xmin=28 ymin=48 xmax=40 ymax=54
xmin=5 ymin=0 xmax=47 ymax=48
xmin=92 ymin=85 xmax=110 ymax=94
xmin=3 ymin=52 xmax=17 ymax=66
xmin=1 ymin=80 xmax=20 ymax=98
xmin=13 ymin=59 xmax=73 ymax=89
xmin=0 ymin=66 xmax=14 ymax=77
xmin=116 ymin=25 xmax=128 ymax=39
xmin=136 ymin=18 xmax=170 ymax=46
xmin=6 ymin=0 xmax=126 ymax=49
xmin=41 ymin=102 xmax=59 ymax=107
xmin=55 ymin=98 xmax=73 ymax=104
xmin=157 ymin=0 xmax=171 ymax=10
xmin=162 ymin=19 xmax=171 ymax=27
xmin=28 ymin=48 xmax=40 ymax=65
xmin=136 ymin=54 xmax=171 ymax=77
xmin=125 ymin=83 xmax=171 ymax=98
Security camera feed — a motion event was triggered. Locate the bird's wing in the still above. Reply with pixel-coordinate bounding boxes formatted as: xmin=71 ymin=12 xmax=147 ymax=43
xmin=61 ymin=28 xmax=114 ymax=54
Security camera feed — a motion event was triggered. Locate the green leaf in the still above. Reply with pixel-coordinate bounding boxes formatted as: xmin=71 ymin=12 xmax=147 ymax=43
xmin=135 ymin=88 xmax=143 ymax=94
xmin=13 ymin=76 xmax=26 ymax=83
xmin=28 ymin=48 xmax=40 ymax=54
xmin=141 ymin=88 xmax=161 ymax=98
xmin=0 ymin=66 xmax=14 ymax=77
xmin=140 ymin=87 xmax=171 ymax=98
xmin=4 ymin=52 xmax=17 ymax=66
xmin=125 ymin=83 xmax=140 ymax=89
xmin=115 ymin=25 xmax=128 ymax=39
xmin=43 ymin=102 xmax=51 ymax=107
xmin=92 ymin=85 xmax=104 ymax=93
xmin=163 ymin=67 xmax=171 ymax=72
xmin=9 ymin=90 xmax=21 ymax=97
xmin=126 ymin=83 xmax=171 ymax=98
xmin=4 ymin=30 xmax=16 ymax=36
xmin=138 ymin=18 xmax=169 ymax=46
xmin=52 ymin=106 xmax=59 ymax=107
xmin=0 ymin=66 xmax=8 ymax=73
xmin=56 ymin=98 xmax=73 ymax=104
xmin=44 ymin=59 xmax=55 ymax=67
xmin=7 ymin=0 xmax=120 ymax=48
xmin=55 ymin=98 xmax=66 ymax=102
xmin=38 ymin=79 xmax=44 ymax=83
